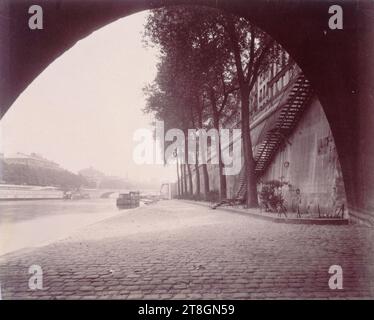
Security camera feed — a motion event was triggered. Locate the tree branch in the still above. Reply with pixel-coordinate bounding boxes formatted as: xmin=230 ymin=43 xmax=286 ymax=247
xmin=248 ymin=39 xmax=275 ymax=91
xmin=244 ymin=26 xmax=256 ymax=83
xmin=218 ymin=86 xmax=239 ymax=114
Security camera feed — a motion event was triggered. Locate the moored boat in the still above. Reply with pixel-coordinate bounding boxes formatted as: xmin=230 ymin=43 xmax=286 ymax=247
xmin=116 ymin=191 xmax=140 ymax=208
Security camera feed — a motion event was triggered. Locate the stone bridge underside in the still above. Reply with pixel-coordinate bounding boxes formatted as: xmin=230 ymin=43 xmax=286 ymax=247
xmin=0 ymin=0 xmax=373 ymax=224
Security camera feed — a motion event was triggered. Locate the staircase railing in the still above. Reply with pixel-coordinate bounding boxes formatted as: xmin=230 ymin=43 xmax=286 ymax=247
xmin=254 ymin=74 xmax=313 ymax=178
xmin=212 ymin=72 xmax=313 ymax=209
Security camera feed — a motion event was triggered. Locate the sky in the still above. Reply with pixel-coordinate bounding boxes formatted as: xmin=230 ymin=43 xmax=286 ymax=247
xmin=0 ymin=11 xmax=176 ymax=185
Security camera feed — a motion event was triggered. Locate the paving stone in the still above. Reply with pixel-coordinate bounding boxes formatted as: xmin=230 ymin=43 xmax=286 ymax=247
xmin=0 ymin=200 xmax=373 ymax=299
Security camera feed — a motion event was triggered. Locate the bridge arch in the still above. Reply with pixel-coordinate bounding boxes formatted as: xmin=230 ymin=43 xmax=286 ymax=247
xmin=1 ymin=0 xmax=373 ymax=224
xmin=100 ymin=192 xmax=118 ymax=199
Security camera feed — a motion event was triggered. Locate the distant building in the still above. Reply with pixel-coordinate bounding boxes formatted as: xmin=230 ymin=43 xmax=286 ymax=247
xmin=4 ymin=152 xmax=62 ymax=170
xmin=78 ymin=166 xmax=105 ymax=188
xmin=249 ymin=53 xmax=297 ymax=119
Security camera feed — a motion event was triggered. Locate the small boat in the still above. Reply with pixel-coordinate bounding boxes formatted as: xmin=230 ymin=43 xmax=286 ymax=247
xmin=63 ymin=191 xmax=90 ymax=200
xmin=116 ymin=191 xmax=140 ymax=208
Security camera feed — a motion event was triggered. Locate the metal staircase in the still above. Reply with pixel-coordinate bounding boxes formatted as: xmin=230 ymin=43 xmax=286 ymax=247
xmin=234 ymin=168 xmax=247 ymax=199
xmin=254 ymin=74 xmax=313 ymax=178
xmin=211 ymin=168 xmax=247 ymax=209
xmin=211 ymin=72 xmax=313 ymax=209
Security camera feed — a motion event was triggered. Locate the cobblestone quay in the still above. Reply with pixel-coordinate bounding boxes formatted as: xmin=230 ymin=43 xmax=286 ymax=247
xmin=0 ymin=200 xmax=373 ymax=299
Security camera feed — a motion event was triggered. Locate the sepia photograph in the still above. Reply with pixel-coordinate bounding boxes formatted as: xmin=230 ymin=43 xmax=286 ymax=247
xmin=0 ymin=0 xmax=373 ymax=305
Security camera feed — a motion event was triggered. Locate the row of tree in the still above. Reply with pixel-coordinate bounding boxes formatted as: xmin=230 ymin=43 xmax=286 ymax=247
xmin=0 ymin=160 xmax=93 ymax=189
xmin=0 ymin=160 xmax=139 ymax=190
xmin=143 ymin=6 xmax=287 ymax=206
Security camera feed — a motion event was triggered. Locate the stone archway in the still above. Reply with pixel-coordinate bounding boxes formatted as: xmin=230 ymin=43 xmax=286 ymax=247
xmin=1 ymin=0 xmax=373 ymax=224
xmin=100 ymin=192 xmax=117 ymax=199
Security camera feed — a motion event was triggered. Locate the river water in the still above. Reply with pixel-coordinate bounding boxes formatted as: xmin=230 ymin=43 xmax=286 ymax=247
xmin=0 ymin=198 xmax=124 ymax=256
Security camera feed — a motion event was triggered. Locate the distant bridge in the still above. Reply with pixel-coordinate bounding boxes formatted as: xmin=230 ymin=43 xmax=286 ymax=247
xmin=81 ymin=188 xmax=129 ymax=199
xmin=82 ymin=188 xmax=165 ymax=199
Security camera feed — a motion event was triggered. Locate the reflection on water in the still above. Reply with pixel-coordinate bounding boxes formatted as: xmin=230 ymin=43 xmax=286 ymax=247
xmin=0 ymin=198 xmax=127 ymax=256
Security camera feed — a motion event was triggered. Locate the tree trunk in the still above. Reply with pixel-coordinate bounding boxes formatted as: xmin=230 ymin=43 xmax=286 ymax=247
xmin=195 ymin=149 xmax=201 ymax=198
xmin=218 ymin=141 xmax=227 ymax=200
xmin=176 ymin=157 xmax=181 ymax=197
xmin=180 ymin=163 xmax=185 ymax=195
xmin=225 ymin=17 xmax=258 ymax=208
xmin=187 ymin=164 xmax=193 ymax=195
xmin=195 ymin=163 xmax=201 ymax=198
xmin=240 ymin=87 xmax=259 ymax=208
xmin=202 ymin=164 xmax=210 ymax=199
xmin=182 ymin=132 xmax=193 ymax=196
xmin=183 ymin=164 xmax=188 ymax=196
xmin=196 ymin=104 xmax=210 ymax=200
xmin=213 ymin=114 xmax=227 ymax=201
